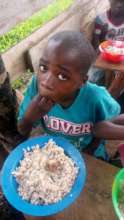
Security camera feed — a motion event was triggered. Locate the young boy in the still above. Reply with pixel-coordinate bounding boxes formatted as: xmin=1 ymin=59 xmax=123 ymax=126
xmin=89 ymin=0 xmax=124 ymax=111
xmin=92 ymin=0 xmax=124 ymax=49
xmin=17 ymin=30 xmax=121 ymax=161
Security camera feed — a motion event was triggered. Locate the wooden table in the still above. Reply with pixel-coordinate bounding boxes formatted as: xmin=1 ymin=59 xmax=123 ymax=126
xmin=94 ymin=54 xmax=124 ymax=71
xmin=24 ymin=154 xmax=119 ymax=220
xmin=94 ymin=54 xmax=124 ymax=88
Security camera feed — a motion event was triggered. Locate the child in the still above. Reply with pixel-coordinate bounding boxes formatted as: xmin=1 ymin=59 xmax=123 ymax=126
xmin=17 ymin=30 xmax=122 ymax=161
xmin=89 ymin=0 xmax=124 ymax=111
xmin=0 ymin=55 xmax=24 ymax=153
xmin=0 ymin=56 xmax=25 ymax=219
xmin=92 ymin=0 xmax=124 ymax=49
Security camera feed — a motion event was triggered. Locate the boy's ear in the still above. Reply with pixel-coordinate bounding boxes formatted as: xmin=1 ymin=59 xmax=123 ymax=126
xmin=82 ymin=75 xmax=88 ymax=84
xmin=78 ymin=75 xmax=88 ymax=88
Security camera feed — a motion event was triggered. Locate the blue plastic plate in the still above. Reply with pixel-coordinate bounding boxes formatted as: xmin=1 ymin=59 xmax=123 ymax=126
xmin=1 ymin=135 xmax=86 ymax=216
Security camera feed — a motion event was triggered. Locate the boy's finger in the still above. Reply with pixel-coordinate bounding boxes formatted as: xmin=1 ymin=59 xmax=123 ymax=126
xmin=38 ymin=97 xmax=54 ymax=107
xmin=34 ymin=94 xmax=43 ymax=102
xmin=46 ymin=99 xmax=55 ymax=106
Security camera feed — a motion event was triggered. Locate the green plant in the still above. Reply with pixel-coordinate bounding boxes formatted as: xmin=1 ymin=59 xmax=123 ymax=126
xmin=0 ymin=0 xmax=73 ymax=53
xmin=12 ymin=70 xmax=33 ymax=91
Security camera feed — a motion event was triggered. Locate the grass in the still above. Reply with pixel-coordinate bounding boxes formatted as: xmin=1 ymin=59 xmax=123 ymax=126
xmin=12 ymin=69 xmax=33 ymax=91
xmin=0 ymin=0 xmax=73 ymax=53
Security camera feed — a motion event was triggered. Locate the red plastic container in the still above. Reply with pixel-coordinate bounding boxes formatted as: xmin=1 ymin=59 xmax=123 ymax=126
xmin=99 ymin=40 xmax=124 ymax=63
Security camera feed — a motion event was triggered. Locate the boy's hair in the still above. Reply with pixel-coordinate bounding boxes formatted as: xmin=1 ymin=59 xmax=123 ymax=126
xmin=48 ymin=31 xmax=96 ymax=75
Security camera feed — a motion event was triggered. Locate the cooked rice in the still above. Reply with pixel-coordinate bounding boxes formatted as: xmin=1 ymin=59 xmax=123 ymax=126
xmin=12 ymin=139 xmax=78 ymax=205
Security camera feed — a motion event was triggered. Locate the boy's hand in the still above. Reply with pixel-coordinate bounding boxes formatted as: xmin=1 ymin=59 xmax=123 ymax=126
xmin=18 ymin=95 xmax=54 ymax=137
xmin=24 ymin=95 xmax=54 ymax=124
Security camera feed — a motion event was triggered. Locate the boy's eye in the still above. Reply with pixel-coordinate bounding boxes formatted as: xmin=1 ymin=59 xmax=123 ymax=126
xmin=39 ymin=65 xmax=48 ymax=72
xmin=58 ymin=74 xmax=68 ymax=81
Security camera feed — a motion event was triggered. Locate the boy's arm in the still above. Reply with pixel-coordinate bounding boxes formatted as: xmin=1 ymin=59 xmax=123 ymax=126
xmin=93 ymin=120 xmax=124 ymax=140
xmin=111 ymin=114 xmax=124 ymax=125
xmin=92 ymin=16 xmax=108 ymax=50
xmin=92 ymin=31 xmax=101 ymax=51
xmin=85 ymin=86 xmax=121 ymax=152
xmin=18 ymin=95 xmax=54 ymax=137
xmin=84 ymin=114 xmax=124 ymax=155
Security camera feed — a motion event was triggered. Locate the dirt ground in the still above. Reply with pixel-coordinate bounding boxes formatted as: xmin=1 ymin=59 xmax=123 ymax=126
xmin=0 ymin=0 xmax=53 ymax=35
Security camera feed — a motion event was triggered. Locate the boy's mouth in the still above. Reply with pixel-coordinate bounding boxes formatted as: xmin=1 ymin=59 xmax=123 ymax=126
xmin=39 ymin=84 xmax=56 ymax=102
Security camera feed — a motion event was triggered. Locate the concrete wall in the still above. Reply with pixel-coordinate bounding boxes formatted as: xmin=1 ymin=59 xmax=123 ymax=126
xmin=0 ymin=0 xmax=53 ymax=35
xmin=28 ymin=8 xmax=83 ymax=73
xmin=29 ymin=0 xmax=109 ymax=73
xmin=2 ymin=0 xmax=109 ymax=80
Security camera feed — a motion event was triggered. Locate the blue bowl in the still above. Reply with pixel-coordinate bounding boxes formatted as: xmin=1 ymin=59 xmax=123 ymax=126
xmin=1 ymin=135 xmax=86 ymax=216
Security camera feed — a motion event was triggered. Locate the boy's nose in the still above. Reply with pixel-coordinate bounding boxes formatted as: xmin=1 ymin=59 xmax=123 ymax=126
xmin=42 ymin=72 xmax=54 ymax=90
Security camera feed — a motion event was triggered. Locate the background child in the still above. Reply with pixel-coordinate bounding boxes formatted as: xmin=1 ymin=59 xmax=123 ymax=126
xmin=0 ymin=55 xmax=24 ymax=154
xmin=17 ymin=30 xmax=121 ymax=162
xmin=0 ymin=56 xmax=25 ymax=219
xmin=89 ymin=0 xmax=124 ymax=112
xmin=92 ymin=0 xmax=124 ymax=49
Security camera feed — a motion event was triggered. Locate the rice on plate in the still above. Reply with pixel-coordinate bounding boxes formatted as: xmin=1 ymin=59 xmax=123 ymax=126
xmin=12 ymin=139 xmax=79 ymax=205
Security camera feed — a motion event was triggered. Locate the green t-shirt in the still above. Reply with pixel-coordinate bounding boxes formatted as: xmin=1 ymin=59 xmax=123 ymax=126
xmin=18 ymin=75 xmax=120 ymax=160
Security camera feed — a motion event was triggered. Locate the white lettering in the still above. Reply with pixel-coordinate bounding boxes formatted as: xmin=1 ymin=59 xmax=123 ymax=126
xmin=72 ymin=124 xmax=82 ymax=135
xmin=50 ymin=118 xmax=60 ymax=131
xmin=43 ymin=116 xmax=92 ymax=136
xmin=60 ymin=120 xmax=72 ymax=133
xmin=81 ymin=123 xmax=91 ymax=133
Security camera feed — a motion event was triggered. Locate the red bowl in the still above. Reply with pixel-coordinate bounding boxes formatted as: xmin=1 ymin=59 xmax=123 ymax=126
xmin=99 ymin=40 xmax=124 ymax=63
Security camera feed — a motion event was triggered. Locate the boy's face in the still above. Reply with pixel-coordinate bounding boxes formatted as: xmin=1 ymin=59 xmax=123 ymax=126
xmin=109 ymin=0 xmax=124 ymax=16
xmin=37 ymin=40 xmax=85 ymax=106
